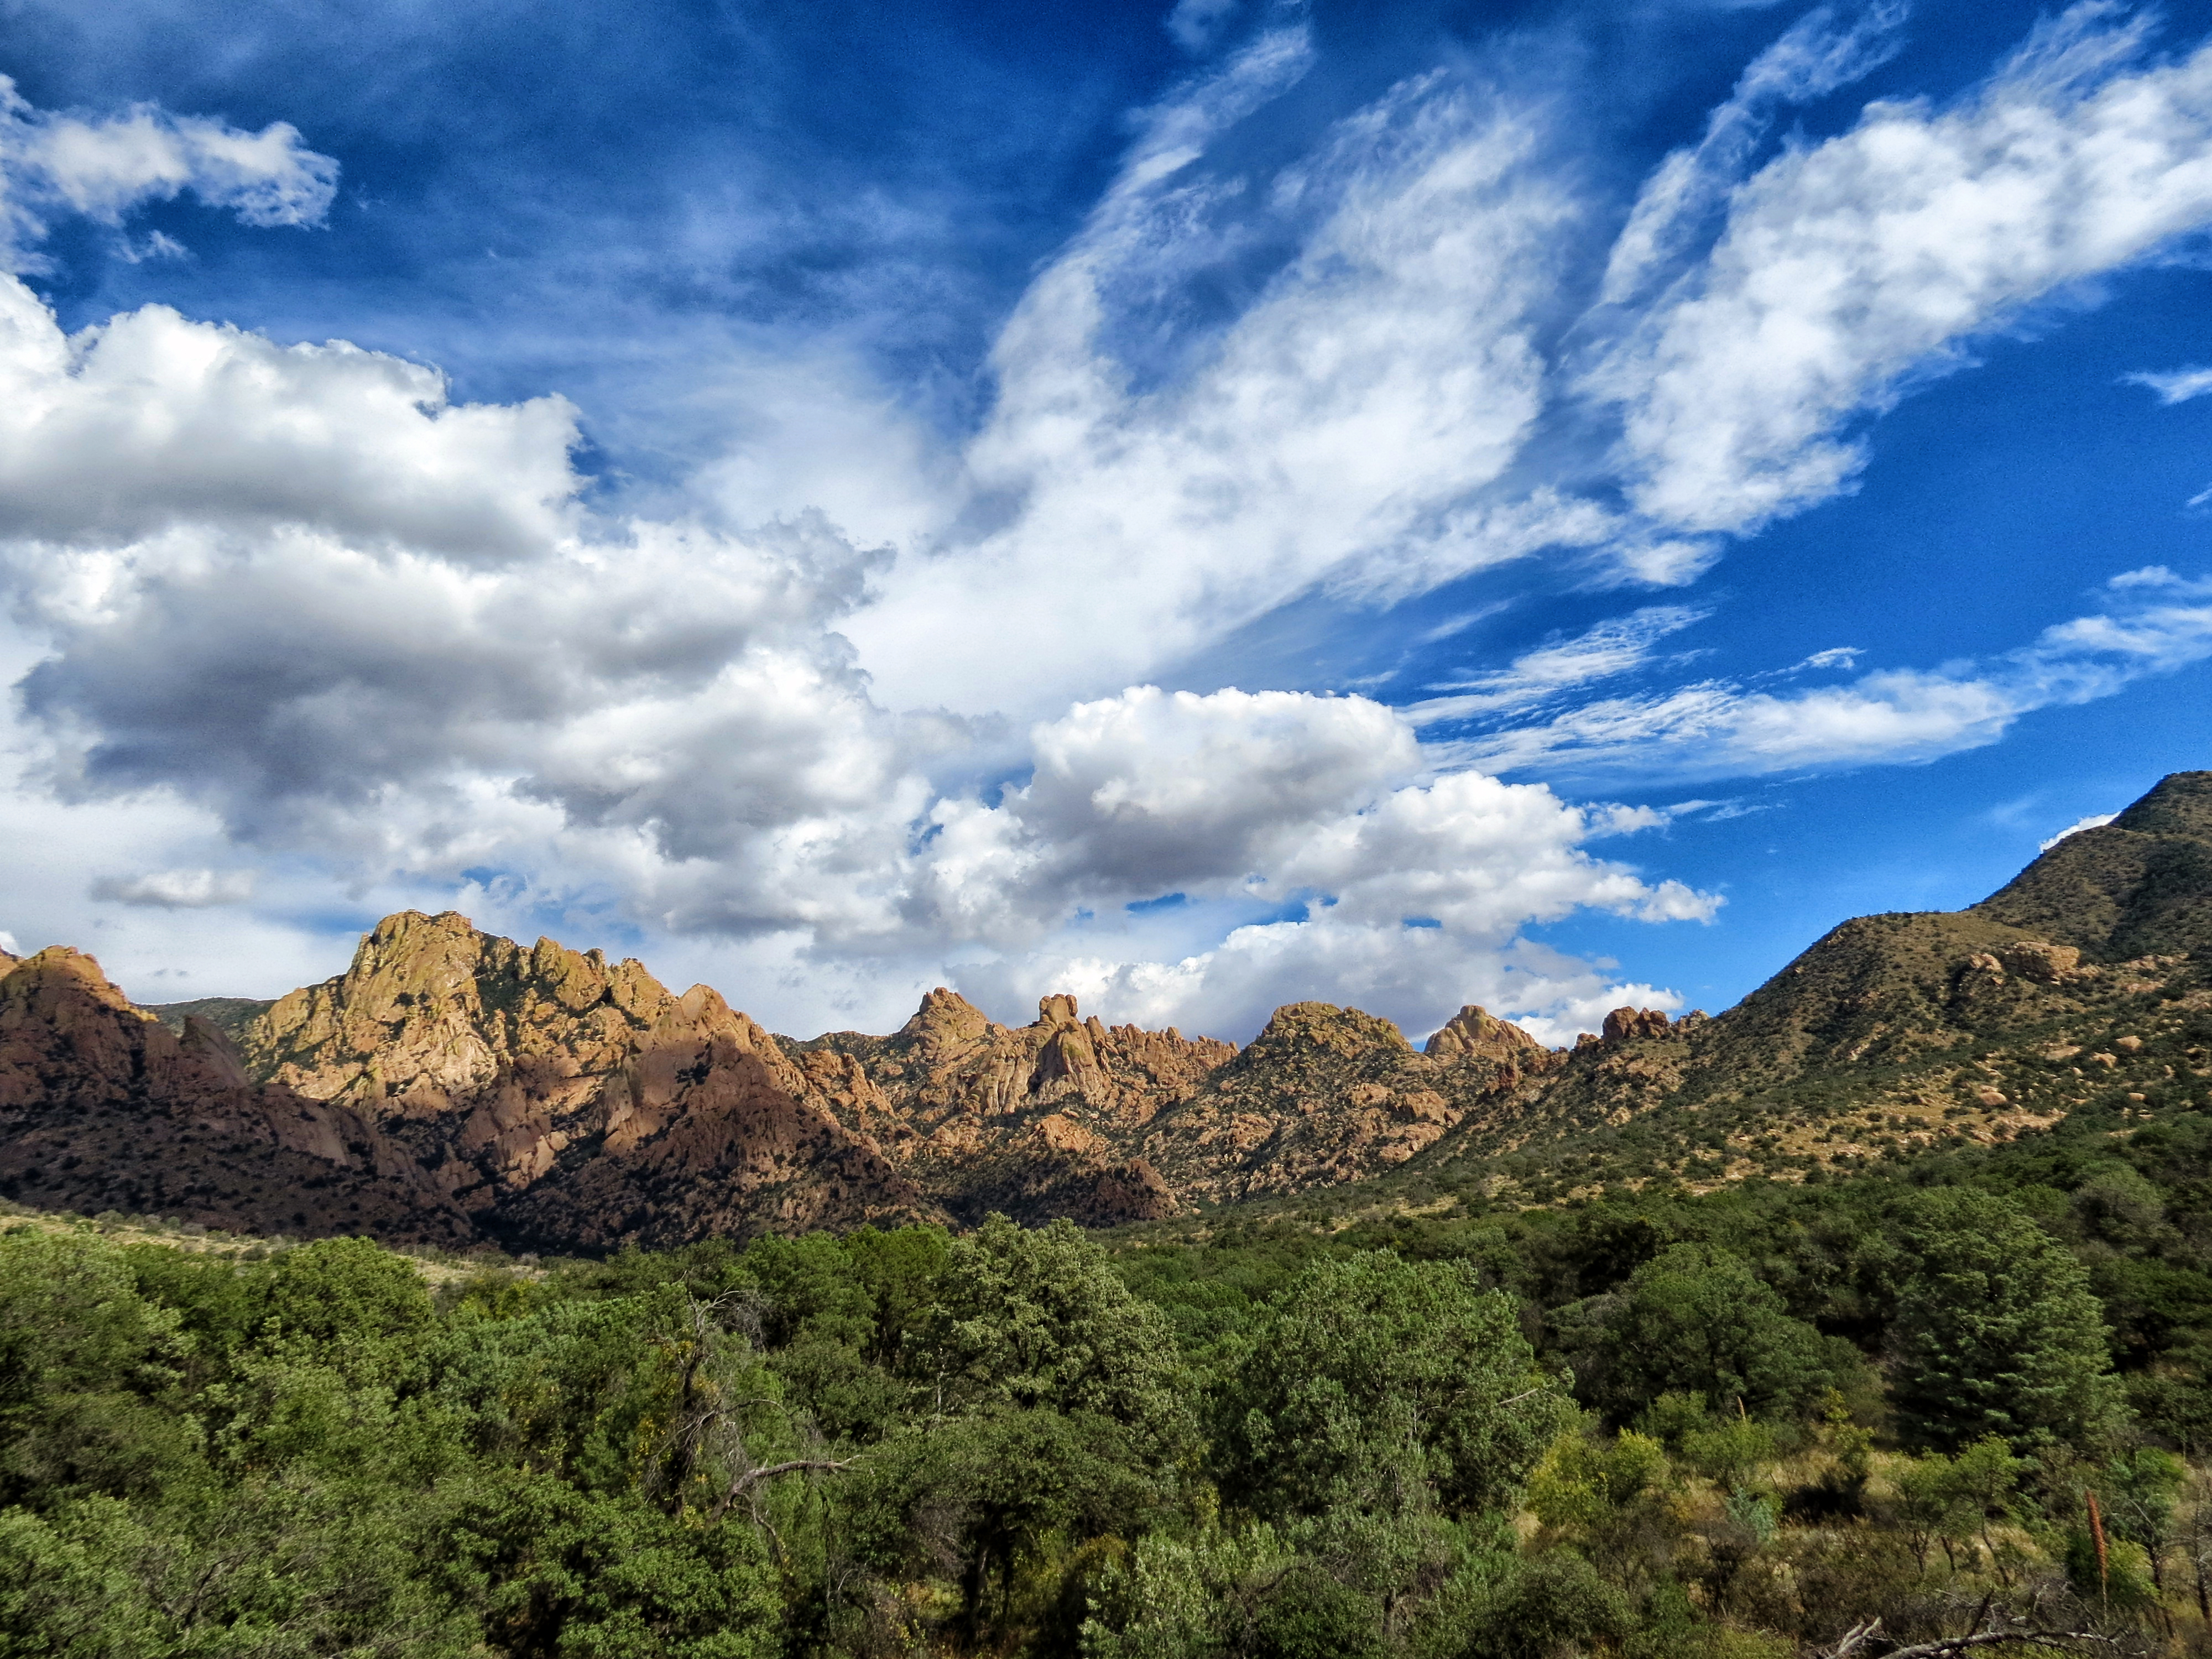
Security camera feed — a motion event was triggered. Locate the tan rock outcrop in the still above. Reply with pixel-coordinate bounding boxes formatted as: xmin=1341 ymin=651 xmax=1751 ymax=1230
xmin=1138 ymin=1000 xmax=1537 ymax=1203
xmin=236 ymin=911 xmax=933 ymax=1245
xmin=1999 ymin=941 xmax=2083 ymax=984
xmin=1601 ymin=1006 xmax=1674 ymax=1045
xmin=790 ymin=989 xmax=1234 ymax=1224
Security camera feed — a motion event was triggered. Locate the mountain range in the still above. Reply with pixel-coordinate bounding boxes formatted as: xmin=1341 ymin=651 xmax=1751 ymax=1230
xmin=3 ymin=770 xmax=2206 ymax=1248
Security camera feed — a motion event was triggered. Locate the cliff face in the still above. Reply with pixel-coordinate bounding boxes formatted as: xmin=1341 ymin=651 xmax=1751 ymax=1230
xmin=234 ymin=910 xmax=932 ymax=1248
xmin=0 ymin=946 xmax=468 ymax=1242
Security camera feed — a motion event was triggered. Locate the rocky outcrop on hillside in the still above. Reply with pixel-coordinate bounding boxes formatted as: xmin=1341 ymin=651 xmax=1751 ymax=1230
xmin=1139 ymin=999 xmax=1556 ymax=1203
xmin=0 ymin=946 xmax=468 ymax=1242
xmin=792 ymin=987 xmax=1233 ymax=1224
xmin=233 ymin=910 xmax=932 ymax=1248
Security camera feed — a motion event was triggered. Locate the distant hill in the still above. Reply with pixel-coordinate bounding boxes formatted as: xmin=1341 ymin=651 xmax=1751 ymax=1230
xmin=1406 ymin=770 xmax=2212 ymax=1206
xmin=3 ymin=770 xmax=2205 ymax=1245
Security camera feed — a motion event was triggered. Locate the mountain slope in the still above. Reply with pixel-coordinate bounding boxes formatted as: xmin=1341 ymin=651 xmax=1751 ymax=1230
xmin=0 ymin=945 xmax=469 ymax=1242
xmin=1415 ymin=771 xmax=2212 ymax=1201
xmin=4 ymin=769 xmax=2205 ymax=1245
xmin=234 ymin=910 xmax=934 ymax=1247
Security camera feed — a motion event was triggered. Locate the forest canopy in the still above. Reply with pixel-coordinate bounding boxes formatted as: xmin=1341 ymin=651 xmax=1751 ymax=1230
xmin=8 ymin=1097 xmax=2212 ymax=1657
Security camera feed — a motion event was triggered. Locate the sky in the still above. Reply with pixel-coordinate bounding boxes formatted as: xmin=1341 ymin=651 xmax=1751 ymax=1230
xmin=1 ymin=0 xmax=2209 ymax=1046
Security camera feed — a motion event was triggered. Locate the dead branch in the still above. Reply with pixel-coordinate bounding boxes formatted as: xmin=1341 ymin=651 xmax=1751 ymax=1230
xmin=1819 ymin=1621 xmax=2124 ymax=1658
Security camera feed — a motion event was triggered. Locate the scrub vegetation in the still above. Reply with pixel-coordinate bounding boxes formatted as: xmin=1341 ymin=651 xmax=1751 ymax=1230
xmin=9 ymin=1082 xmax=2212 ymax=1657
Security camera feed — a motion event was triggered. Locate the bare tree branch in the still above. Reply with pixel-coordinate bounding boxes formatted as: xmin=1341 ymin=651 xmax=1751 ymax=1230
xmin=1819 ymin=1627 xmax=2124 ymax=1658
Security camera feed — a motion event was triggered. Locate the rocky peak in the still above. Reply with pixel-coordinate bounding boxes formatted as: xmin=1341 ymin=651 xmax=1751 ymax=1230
xmin=1140 ymin=994 xmax=1543 ymax=1205
xmin=239 ymin=910 xmax=675 ymax=1108
xmin=1244 ymin=1001 xmax=1412 ymax=1063
xmin=1039 ymin=992 xmax=1081 ymax=1026
xmin=4 ymin=946 xmax=143 ymax=1021
xmin=1425 ymin=1004 xmax=1546 ymax=1064
xmin=898 ymin=987 xmax=995 ymax=1056
xmin=1600 ymin=1006 xmax=1674 ymax=1045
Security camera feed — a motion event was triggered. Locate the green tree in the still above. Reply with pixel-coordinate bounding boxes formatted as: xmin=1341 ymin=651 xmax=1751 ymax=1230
xmin=437 ymin=1471 xmax=780 ymax=1659
xmin=1889 ymin=1189 xmax=2123 ymax=1451
xmin=0 ymin=1229 xmax=197 ymax=1505
xmin=906 ymin=1216 xmax=1185 ymax=1453
xmin=2101 ymin=1446 xmax=2185 ymax=1596
xmin=1527 ymin=1427 xmax=1673 ymax=1587
xmin=1427 ymin=1551 xmax=1631 ymax=1659
xmin=842 ymin=1408 xmax=1156 ymax=1644
xmin=1563 ymin=1244 xmax=1835 ymax=1426
xmin=1214 ymin=1252 xmax=1569 ymax=1522
xmin=257 ymin=1235 xmax=434 ymax=1390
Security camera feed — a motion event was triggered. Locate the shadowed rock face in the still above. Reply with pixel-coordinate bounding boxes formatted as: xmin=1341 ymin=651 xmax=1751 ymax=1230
xmin=0 ymin=947 xmax=468 ymax=1243
xmin=237 ymin=910 xmax=932 ymax=1248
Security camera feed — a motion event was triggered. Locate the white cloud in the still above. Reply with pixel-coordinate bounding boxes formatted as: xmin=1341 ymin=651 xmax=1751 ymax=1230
xmin=90 ymin=868 xmax=255 ymax=907
xmin=843 ymin=2 xmax=2212 ymax=719
xmin=848 ymin=27 xmax=1591 ymax=711
xmin=0 ymin=246 xmax=1711 ymax=1037
xmin=0 ymin=75 xmax=336 ymax=265
xmin=2041 ymin=811 xmax=2116 ymax=849
xmin=2124 ymin=364 xmax=2212 ymax=404
xmin=1589 ymin=3 xmax=2212 ymax=536
xmin=0 ymin=931 xmax=17 ymax=956
xmin=0 ymin=283 xmax=579 ymax=560
xmin=915 ymin=686 xmax=1717 ymax=1038
xmin=1413 ymin=605 xmax=1709 ymax=722
xmin=1442 ymin=568 xmax=2212 ymax=775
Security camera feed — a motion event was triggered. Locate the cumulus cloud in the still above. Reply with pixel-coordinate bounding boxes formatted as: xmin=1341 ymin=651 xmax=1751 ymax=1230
xmin=90 ymin=868 xmax=254 ymax=907
xmin=911 ymin=686 xmax=1717 ymax=1038
xmin=0 ymin=285 xmax=578 ymax=559
xmin=0 ymin=75 xmax=335 ymax=264
xmin=2041 ymin=812 xmax=2117 ymax=849
xmin=912 ymin=685 xmax=1709 ymax=934
xmin=0 ymin=248 xmax=1711 ymax=1036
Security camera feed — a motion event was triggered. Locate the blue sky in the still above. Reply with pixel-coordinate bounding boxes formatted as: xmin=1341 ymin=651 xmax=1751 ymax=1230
xmin=0 ymin=0 xmax=2208 ymax=1043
